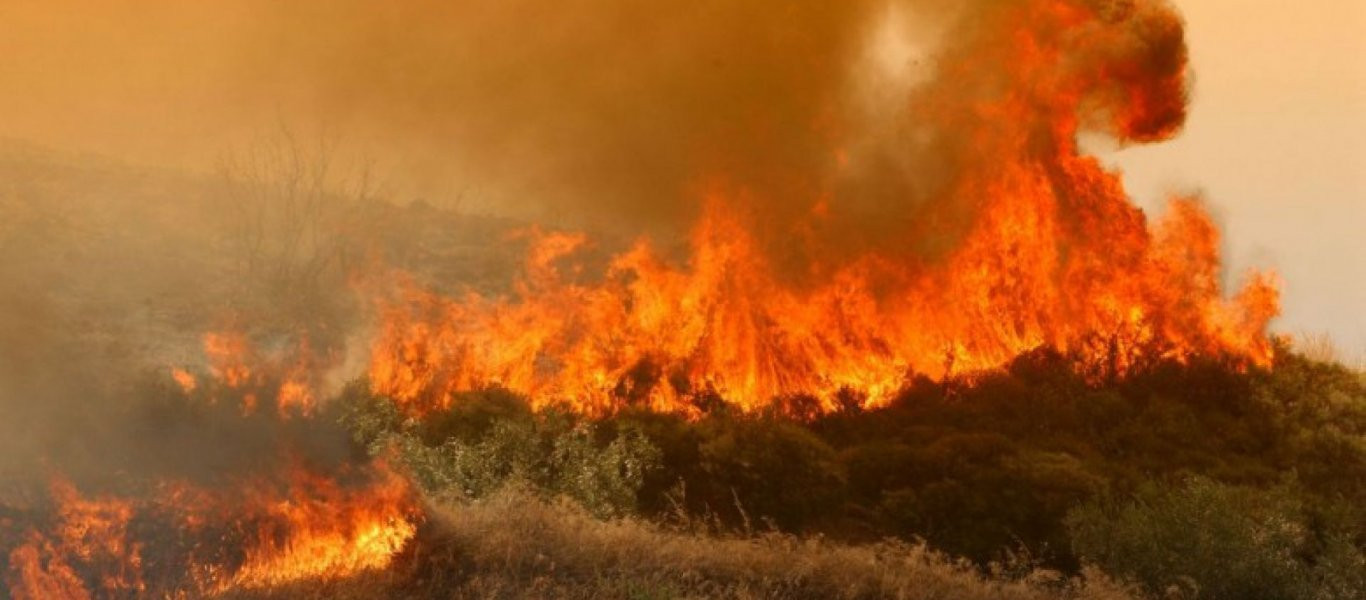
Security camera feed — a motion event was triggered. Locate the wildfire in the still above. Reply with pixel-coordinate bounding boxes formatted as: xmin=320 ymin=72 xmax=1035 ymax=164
xmin=171 ymin=368 xmax=197 ymax=394
xmin=3 ymin=0 xmax=1290 ymax=594
xmin=366 ymin=0 xmax=1279 ymax=418
xmin=203 ymin=330 xmax=319 ymax=418
xmin=210 ymin=462 xmax=418 ymax=592
xmin=5 ymin=481 xmax=144 ymax=600
xmin=5 ymin=466 xmax=417 ymax=599
xmin=5 ymin=335 xmax=420 ymax=599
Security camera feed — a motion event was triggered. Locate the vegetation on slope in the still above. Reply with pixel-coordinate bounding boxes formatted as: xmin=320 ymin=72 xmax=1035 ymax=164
xmin=4 ymin=149 xmax=1362 ymax=598
xmin=333 ymin=348 xmax=1366 ymax=599
xmin=224 ymin=486 xmax=1143 ymax=600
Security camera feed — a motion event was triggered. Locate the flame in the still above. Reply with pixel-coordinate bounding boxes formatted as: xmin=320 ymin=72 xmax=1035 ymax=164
xmin=6 ymin=481 xmax=144 ymax=600
xmin=204 ymin=331 xmax=254 ymax=389
xmin=5 ymin=465 xmax=418 ymax=598
xmin=171 ymin=368 xmax=198 ymax=394
xmin=3 ymin=1 xmax=1289 ymax=594
xmin=200 ymin=331 xmax=319 ymax=418
xmin=366 ymin=0 xmax=1279 ymax=418
xmin=224 ymin=463 xmax=418 ymax=591
xmin=8 ymin=334 xmax=418 ymax=599
xmin=7 ymin=533 xmax=90 ymax=600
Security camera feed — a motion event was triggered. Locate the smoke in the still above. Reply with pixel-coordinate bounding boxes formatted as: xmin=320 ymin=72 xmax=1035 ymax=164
xmin=0 ymin=0 xmax=1189 ymax=245
xmin=0 ymin=0 xmax=873 ymax=223
xmin=0 ymin=0 xmax=1198 ymax=481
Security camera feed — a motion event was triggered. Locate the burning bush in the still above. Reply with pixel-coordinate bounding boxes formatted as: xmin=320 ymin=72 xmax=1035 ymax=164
xmin=2 ymin=337 xmax=423 ymax=599
xmin=3 ymin=464 xmax=419 ymax=599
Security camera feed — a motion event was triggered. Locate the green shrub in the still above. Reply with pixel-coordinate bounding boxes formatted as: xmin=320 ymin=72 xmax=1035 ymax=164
xmin=693 ymin=416 xmax=847 ymax=530
xmin=338 ymin=385 xmax=662 ymax=518
xmin=330 ymin=348 xmax=1366 ymax=584
xmin=1065 ymin=477 xmax=1353 ymax=599
xmin=333 ymin=379 xmax=404 ymax=454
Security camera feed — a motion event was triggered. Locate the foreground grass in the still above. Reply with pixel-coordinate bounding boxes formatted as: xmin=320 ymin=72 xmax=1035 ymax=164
xmin=228 ymin=487 xmax=1141 ymax=600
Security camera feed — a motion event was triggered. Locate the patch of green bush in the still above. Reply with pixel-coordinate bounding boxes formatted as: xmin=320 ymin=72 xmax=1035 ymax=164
xmin=1066 ymin=477 xmax=1365 ymax=600
xmin=335 ymin=348 xmax=1366 ymax=582
xmin=336 ymin=386 xmax=661 ymax=518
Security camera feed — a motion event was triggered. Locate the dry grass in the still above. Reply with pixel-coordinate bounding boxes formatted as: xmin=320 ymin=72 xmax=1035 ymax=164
xmin=231 ymin=487 xmax=1144 ymax=600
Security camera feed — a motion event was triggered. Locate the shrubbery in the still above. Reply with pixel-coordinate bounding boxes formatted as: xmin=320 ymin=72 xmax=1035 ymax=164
xmin=1067 ymin=477 xmax=1365 ymax=599
xmin=335 ymin=349 xmax=1366 ymax=597
xmin=336 ymin=385 xmax=660 ymax=518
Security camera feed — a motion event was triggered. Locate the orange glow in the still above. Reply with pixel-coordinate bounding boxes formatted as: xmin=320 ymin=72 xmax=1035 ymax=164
xmin=198 ymin=331 xmax=319 ymax=418
xmin=171 ymin=368 xmax=198 ymax=394
xmin=366 ymin=0 xmax=1279 ymax=418
xmin=204 ymin=331 xmax=254 ymax=390
xmin=7 ymin=334 xmax=419 ymax=598
xmin=224 ymin=462 xmax=418 ymax=591
xmin=5 ymin=480 xmax=143 ymax=600
xmin=7 ymin=533 xmax=90 ymax=600
xmin=5 ymin=465 xmax=418 ymax=598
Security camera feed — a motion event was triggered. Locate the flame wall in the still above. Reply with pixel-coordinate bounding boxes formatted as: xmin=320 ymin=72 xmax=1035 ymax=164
xmin=364 ymin=0 xmax=1279 ymax=416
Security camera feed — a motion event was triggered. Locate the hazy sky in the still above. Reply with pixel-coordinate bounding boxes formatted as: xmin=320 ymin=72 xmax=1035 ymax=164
xmin=1107 ymin=0 xmax=1366 ymax=357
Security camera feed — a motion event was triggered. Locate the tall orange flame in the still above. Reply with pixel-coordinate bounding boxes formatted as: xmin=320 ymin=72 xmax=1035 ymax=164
xmin=366 ymin=0 xmax=1279 ymax=418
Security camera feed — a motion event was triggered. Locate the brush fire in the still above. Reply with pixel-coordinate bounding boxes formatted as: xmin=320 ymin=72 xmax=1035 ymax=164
xmin=366 ymin=0 xmax=1277 ymax=418
xmin=1 ymin=0 xmax=1301 ymax=597
xmin=3 ymin=333 xmax=421 ymax=598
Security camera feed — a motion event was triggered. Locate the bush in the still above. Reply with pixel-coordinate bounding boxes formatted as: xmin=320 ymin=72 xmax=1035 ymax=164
xmin=1065 ymin=477 xmax=1364 ymax=600
xmin=338 ymin=385 xmax=661 ymax=518
xmin=332 ymin=349 xmax=1366 ymax=584
xmin=691 ymin=416 xmax=847 ymax=531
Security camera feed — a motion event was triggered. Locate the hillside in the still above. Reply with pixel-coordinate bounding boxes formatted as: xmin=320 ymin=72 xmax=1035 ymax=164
xmin=3 ymin=147 xmax=1363 ymax=600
